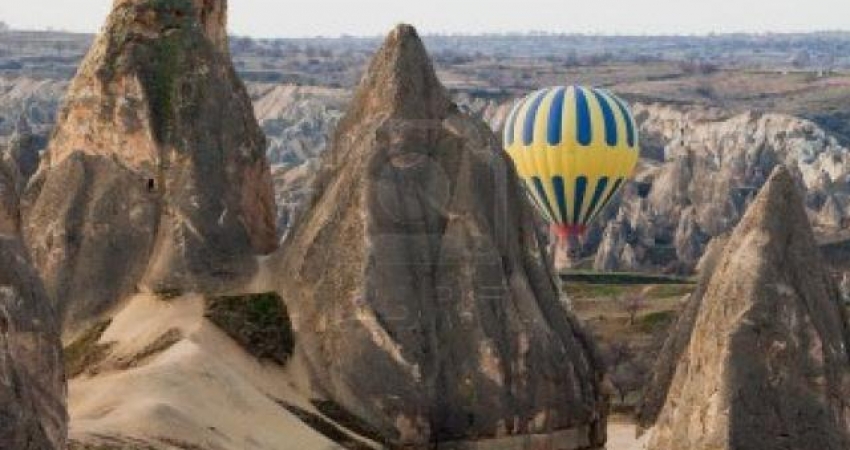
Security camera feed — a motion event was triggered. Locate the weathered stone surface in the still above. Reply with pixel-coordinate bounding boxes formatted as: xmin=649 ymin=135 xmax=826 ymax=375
xmin=593 ymin=218 xmax=633 ymax=272
xmin=635 ymin=233 xmax=729 ymax=430
xmin=22 ymin=0 xmax=277 ymax=327
xmin=278 ymin=25 xmax=608 ymax=448
xmin=819 ymin=193 xmax=846 ymax=228
xmin=0 ymin=165 xmax=66 ymax=449
xmin=673 ymin=206 xmax=709 ymax=271
xmin=645 ymin=166 xmax=850 ymax=450
xmin=6 ymin=113 xmax=42 ymax=182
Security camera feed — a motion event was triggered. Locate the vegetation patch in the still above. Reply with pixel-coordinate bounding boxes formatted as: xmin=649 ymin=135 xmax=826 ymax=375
xmin=205 ymin=292 xmax=294 ymax=365
xmin=563 ymin=283 xmax=628 ymax=299
xmin=637 ymin=310 xmax=677 ymax=334
xmin=64 ymin=320 xmax=115 ymax=378
xmin=646 ymin=284 xmax=695 ymax=299
xmin=560 ymin=271 xmax=695 ymax=285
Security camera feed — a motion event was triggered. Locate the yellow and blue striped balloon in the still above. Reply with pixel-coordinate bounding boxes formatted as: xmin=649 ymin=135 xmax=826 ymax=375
xmin=503 ymin=86 xmax=639 ymax=240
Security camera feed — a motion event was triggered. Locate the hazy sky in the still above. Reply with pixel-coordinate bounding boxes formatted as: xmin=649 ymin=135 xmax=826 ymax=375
xmin=2 ymin=0 xmax=849 ymax=37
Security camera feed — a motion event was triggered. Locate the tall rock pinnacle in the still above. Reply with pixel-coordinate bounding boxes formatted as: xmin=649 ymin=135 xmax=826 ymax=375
xmin=23 ymin=0 xmax=277 ymax=328
xmin=646 ymin=166 xmax=850 ymax=450
xmin=278 ymin=25 xmax=608 ymax=448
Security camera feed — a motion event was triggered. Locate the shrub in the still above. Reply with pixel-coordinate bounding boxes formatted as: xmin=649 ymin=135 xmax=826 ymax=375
xmin=205 ymin=292 xmax=293 ymax=365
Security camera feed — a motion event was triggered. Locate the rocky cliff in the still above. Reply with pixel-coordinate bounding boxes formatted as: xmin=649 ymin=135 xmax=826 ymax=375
xmin=247 ymin=83 xmax=349 ymax=233
xmin=645 ymin=166 xmax=850 ymax=450
xmin=22 ymin=0 xmax=277 ymax=328
xmin=593 ymin=105 xmax=850 ymax=273
xmin=0 ymin=152 xmax=66 ymax=449
xmin=277 ymin=25 xmax=608 ymax=448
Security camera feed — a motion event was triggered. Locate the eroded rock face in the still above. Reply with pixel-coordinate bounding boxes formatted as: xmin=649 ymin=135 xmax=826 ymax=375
xmin=278 ymin=25 xmax=608 ymax=448
xmin=6 ymin=114 xmax=42 ymax=182
xmin=0 ymin=165 xmax=66 ymax=449
xmin=645 ymin=166 xmax=850 ymax=450
xmin=593 ymin=218 xmax=633 ymax=272
xmin=23 ymin=0 xmax=277 ymax=327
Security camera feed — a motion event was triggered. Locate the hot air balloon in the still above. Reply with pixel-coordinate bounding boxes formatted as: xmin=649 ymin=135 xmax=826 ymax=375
xmin=503 ymin=86 xmax=639 ymax=256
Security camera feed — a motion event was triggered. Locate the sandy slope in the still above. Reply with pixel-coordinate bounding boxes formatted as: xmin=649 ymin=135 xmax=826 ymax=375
xmin=607 ymin=421 xmax=650 ymax=450
xmin=68 ymin=293 xmax=374 ymax=450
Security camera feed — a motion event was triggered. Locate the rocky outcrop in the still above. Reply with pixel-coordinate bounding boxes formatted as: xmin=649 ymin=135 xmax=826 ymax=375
xmin=6 ymin=114 xmax=42 ymax=181
xmin=593 ymin=218 xmax=633 ymax=272
xmin=249 ymin=83 xmax=349 ymax=167
xmin=673 ymin=206 xmax=709 ymax=270
xmin=645 ymin=166 xmax=850 ymax=450
xmin=0 ymin=161 xmax=66 ymax=449
xmin=0 ymin=77 xmax=66 ymax=138
xmin=589 ymin=105 xmax=850 ymax=273
xmin=278 ymin=25 xmax=608 ymax=448
xmin=22 ymin=0 xmax=277 ymax=327
xmin=247 ymin=84 xmax=349 ymax=233
xmin=819 ymin=194 xmax=846 ymax=228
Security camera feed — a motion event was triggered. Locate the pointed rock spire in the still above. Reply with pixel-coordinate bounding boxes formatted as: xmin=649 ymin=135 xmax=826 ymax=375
xmin=341 ymin=24 xmax=453 ymax=126
xmin=23 ymin=0 xmax=276 ymax=327
xmin=278 ymin=25 xmax=608 ymax=448
xmin=645 ymin=166 xmax=850 ymax=450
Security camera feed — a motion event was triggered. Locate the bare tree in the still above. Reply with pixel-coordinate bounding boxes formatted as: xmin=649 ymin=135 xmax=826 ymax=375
xmin=611 ymin=360 xmax=648 ymax=404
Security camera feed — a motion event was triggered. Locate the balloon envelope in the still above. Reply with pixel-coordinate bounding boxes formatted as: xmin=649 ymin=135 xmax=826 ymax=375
xmin=503 ymin=86 xmax=639 ymax=238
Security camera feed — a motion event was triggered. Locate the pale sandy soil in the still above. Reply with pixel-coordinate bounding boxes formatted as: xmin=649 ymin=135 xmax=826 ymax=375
xmin=607 ymin=421 xmax=650 ymax=450
xmin=68 ymin=293 xmax=378 ymax=450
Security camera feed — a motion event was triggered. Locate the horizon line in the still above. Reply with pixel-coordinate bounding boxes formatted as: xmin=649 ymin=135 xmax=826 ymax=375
xmin=5 ymin=25 xmax=850 ymax=40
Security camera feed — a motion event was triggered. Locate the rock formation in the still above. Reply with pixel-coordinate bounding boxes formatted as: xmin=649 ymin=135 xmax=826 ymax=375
xmin=841 ymin=273 xmax=850 ymax=304
xmin=246 ymin=84 xmax=350 ymax=233
xmin=594 ymin=218 xmax=634 ymax=272
xmin=635 ymin=232 xmax=729 ymax=430
xmin=645 ymin=166 xmax=850 ymax=450
xmin=6 ymin=113 xmax=42 ymax=181
xmin=0 ymin=157 xmax=66 ymax=449
xmin=22 ymin=0 xmax=277 ymax=327
xmin=673 ymin=206 xmax=709 ymax=270
xmin=819 ymin=193 xmax=846 ymax=228
xmin=278 ymin=25 xmax=608 ymax=448
xmin=586 ymin=105 xmax=850 ymax=273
